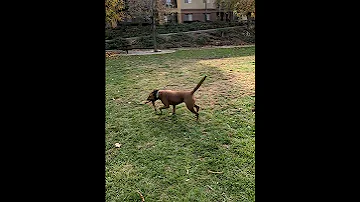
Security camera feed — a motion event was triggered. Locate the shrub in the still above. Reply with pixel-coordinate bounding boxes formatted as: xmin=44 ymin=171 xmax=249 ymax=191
xmin=105 ymin=22 xmax=246 ymax=39
xmin=105 ymin=24 xmax=254 ymax=50
xmin=171 ymin=33 xmax=193 ymax=43
xmin=208 ymin=29 xmax=224 ymax=37
xmin=156 ymin=35 xmax=167 ymax=44
xmin=134 ymin=36 xmax=153 ymax=48
xmin=105 ymin=37 xmax=130 ymax=50
xmin=195 ymin=34 xmax=210 ymax=46
xmin=114 ymin=37 xmax=130 ymax=48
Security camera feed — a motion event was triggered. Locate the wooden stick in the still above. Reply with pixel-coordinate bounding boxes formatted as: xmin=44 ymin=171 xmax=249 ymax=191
xmin=208 ymin=170 xmax=223 ymax=174
xmin=137 ymin=190 xmax=145 ymax=202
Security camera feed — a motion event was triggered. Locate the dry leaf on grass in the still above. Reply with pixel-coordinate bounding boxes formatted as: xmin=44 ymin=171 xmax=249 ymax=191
xmin=137 ymin=190 xmax=145 ymax=202
xmin=208 ymin=170 xmax=223 ymax=174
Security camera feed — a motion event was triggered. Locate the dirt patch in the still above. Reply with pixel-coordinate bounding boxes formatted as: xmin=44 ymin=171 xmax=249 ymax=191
xmin=195 ymin=56 xmax=255 ymax=109
xmin=137 ymin=141 xmax=155 ymax=150
xmin=110 ymin=163 xmax=135 ymax=179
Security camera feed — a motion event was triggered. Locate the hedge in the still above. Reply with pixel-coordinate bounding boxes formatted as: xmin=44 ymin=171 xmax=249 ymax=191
xmin=105 ymin=21 xmax=247 ymax=40
xmin=105 ymin=26 xmax=254 ymax=50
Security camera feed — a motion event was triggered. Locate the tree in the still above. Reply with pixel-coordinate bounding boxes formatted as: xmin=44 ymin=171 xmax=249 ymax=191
xmin=234 ymin=0 xmax=255 ymax=26
xmin=126 ymin=0 xmax=167 ymax=24
xmin=126 ymin=0 xmax=152 ymax=23
xmin=216 ymin=0 xmax=255 ymax=26
xmin=126 ymin=0 xmax=169 ymax=52
xmin=105 ymin=0 xmax=125 ymax=28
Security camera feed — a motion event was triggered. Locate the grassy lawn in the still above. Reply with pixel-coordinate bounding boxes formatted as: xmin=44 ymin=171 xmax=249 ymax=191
xmin=106 ymin=46 xmax=255 ymax=201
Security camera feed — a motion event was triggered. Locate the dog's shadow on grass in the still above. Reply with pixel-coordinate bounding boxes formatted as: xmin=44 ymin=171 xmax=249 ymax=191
xmin=144 ymin=111 xmax=199 ymax=139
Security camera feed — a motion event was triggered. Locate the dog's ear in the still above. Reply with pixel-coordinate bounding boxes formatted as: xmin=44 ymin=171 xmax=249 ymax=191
xmin=152 ymin=89 xmax=159 ymax=95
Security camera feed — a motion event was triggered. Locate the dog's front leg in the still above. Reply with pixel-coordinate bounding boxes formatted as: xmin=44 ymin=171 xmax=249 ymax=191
xmin=157 ymin=99 xmax=170 ymax=115
xmin=158 ymin=105 xmax=169 ymax=115
xmin=151 ymin=101 xmax=157 ymax=112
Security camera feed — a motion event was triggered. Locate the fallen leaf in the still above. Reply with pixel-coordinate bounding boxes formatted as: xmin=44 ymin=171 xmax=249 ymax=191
xmin=115 ymin=143 xmax=122 ymax=148
xmin=208 ymin=170 xmax=223 ymax=174
xmin=137 ymin=190 xmax=145 ymax=202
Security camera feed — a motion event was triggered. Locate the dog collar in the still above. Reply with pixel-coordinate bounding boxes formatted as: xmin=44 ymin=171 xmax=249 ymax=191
xmin=155 ymin=90 xmax=160 ymax=99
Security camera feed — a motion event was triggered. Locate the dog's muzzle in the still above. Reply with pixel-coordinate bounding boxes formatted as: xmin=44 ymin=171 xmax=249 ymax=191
xmin=145 ymin=99 xmax=156 ymax=104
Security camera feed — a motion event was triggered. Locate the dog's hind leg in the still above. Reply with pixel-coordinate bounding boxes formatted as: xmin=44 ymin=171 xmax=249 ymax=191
xmin=186 ymin=104 xmax=199 ymax=120
xmin=172 ymin=105 xmax=176 ymax=115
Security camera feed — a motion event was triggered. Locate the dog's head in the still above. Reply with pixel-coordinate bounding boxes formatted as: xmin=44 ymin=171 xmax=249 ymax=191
xmin=146 ymin=89 xmax=159 ymax=102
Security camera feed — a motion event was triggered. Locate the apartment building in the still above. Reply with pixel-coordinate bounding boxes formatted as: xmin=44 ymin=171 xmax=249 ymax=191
xmin=118 ymin=0 xmax=242 ymax=25
xmin=163 ymin=0 xmax=218 ymax=23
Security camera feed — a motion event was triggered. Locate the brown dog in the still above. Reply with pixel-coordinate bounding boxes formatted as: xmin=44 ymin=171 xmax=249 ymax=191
xmin=146 ymin=75 xmax=207 ymax=120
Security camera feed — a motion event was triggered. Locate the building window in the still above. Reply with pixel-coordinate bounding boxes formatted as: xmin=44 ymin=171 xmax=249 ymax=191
xmin=166 ymin=0 xmax=177 ymax=8
xmin=206 ymin=13 xmax=210 ymax=21
xmin=184 ymin=14 xmax=193 ymax=21
xmin=166 ymin=0 xmax=173 ymax=7
xmin=185 ymin=0 xmax=192 ymax=3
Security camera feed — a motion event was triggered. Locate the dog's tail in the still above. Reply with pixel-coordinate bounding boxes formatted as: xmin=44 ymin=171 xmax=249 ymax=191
xmin=191 ymin=75 xmax=207 ymax=94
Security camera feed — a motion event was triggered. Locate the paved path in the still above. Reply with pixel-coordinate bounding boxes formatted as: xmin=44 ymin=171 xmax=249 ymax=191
xmin=106 ymin=49 xmax=176 ymax=56
xmin=106 ymin=44 xmax=254 ymax=56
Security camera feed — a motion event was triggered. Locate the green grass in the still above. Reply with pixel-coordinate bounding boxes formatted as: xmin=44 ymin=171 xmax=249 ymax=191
xmin=106 ymin=46 xmax=255 ymax=201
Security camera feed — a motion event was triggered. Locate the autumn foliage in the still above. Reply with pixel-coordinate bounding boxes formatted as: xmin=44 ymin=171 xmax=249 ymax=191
xmin=234 ymin=0 xmax=255 ymax=17
xmin=105 ymin=0 xmax=125 ymax=28
xmin=216 ymin=0 xmax=255 ymax=16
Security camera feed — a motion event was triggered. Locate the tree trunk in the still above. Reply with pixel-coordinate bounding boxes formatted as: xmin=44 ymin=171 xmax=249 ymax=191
xmin=152 ymin=16 xmax=157 ymax=51
xmin=151 ymin=0 xmax=158 ymax=52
